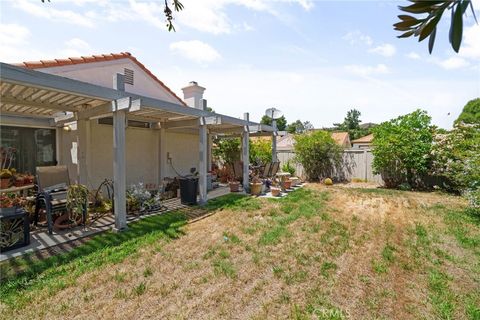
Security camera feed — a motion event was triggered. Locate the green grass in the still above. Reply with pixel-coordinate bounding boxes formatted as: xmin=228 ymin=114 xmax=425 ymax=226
xmin=0 ymin=211 xmax=187 ymax=308
xmin=428 ymin=269 xmax=455 ymax=320
xmin=381 ymin=244 xmax=396 ymax=263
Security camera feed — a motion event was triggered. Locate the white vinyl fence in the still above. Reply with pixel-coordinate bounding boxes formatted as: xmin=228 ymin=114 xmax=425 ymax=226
xmin=277 ymin=149 xmax=383 ymax=184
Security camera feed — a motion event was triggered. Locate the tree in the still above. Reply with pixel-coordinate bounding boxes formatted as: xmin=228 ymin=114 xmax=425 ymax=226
xmin=294 ymin=130 xmax=343 ymax=181
xmin=286 ymin=120 xmax=314 ymax=134
xmin=333 ymin=109 xmax=370 ymax=140
xmin=260 ymin=115 xmax=287 ymax=131
xmin=455 ymin=98 xmax=480 ymax=125
xmin=395 ymin=0 xmax=477 ymax=54
xmin=371 ymin=110 xmax=434 ymax=188
xmin=212 ymin=138 xmax=240 ymax=164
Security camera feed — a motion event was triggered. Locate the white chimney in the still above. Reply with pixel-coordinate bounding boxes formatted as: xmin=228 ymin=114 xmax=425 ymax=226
xmin=181 ymin=81 xmax=206 ymax=110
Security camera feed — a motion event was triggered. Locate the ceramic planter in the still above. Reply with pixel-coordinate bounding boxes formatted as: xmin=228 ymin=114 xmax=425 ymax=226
xmin=250 ymin=182 xmax=263 ymax=196
xmin=271 ymin=187 xmax=281 ymax=197
xmin=229 ymin=181 xmax=240 ymax=192
xmin=282 ymin=179 xmax=292 ymax=190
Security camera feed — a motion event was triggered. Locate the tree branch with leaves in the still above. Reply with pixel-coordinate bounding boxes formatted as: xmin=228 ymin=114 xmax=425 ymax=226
xmin=394 ymin=0 xmax=477 ymax=53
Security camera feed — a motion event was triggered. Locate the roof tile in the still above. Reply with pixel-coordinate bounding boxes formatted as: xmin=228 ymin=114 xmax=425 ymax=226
xmin=14 ymin=52 xmax=186 ymax=106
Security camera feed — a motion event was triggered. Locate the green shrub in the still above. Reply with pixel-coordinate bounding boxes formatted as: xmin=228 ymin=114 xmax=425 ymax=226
xmin=372 ymin=110 xmax=434 ymax=188
xmin=282 ymin=160 xmax=296 ymax=176
xmin=294 ymin=131 xmax=343 ymax=181
xmin=250 ymin=138 xmax=272 ymax=165
xmin=213 ymin=138 xmax=240 ymax=164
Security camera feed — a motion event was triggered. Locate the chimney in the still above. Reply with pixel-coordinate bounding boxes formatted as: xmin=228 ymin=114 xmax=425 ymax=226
xmin=181 ymin=81 xmax=206 ymax=110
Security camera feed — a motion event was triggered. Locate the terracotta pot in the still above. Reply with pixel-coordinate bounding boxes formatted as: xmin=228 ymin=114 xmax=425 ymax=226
xmin=282 ymin=180 xmax=292 ymax=190
xmin=229 ymin=181 xmax=240 ymax=192
xmin=0 ymin=178 xmax=11 ymax=189
xmin=271 ymin=187 xmax=281 ymax=197
xmin=250 ymin=182 xmax=263 ymax=196
xmin=54 ymin=213 xmax=82 ymax=230
xmin=14 ymin=178 xmax=24 ymax=187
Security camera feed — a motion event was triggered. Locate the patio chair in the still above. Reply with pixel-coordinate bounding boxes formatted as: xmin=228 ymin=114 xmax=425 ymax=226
xmin=233 ymin=160 xmax=243 ymax=182
xmin=34 ymin=165 xmax=87 ymax=234
xmin=260 ymin=162 xmax=272 ymax=178
xmin=270 ymin=161 xmax=280 ymax=177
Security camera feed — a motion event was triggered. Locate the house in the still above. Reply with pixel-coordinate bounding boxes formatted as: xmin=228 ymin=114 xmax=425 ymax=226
xmin=0 ymin=52 xmax=274 ymax=230
xmin=351 ymin=133 xmax=374 ymax=149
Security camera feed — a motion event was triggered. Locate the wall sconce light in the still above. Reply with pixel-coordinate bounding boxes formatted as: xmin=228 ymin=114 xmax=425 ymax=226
xmin=63 ymin=125 xmax=72 ymax=132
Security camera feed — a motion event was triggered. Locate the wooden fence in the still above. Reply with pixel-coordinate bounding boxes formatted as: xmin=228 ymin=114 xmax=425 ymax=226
xmin=276 ymin=149 xmax=383 ymax=184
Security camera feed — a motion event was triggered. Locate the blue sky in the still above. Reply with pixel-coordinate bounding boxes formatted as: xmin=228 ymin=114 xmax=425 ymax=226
xmin=1 ymin=0 xmax=479 ymax=129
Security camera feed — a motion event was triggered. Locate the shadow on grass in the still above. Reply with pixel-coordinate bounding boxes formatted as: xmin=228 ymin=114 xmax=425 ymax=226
xmin=0 ymin=193 xmax=257 ymax=308
xmin=0 ymin=211 xmax=187 ymax=306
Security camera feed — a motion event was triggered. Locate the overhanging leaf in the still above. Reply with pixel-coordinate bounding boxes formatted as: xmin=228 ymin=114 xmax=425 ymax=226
xmin=428 ymin=26 xmax=437 ymax=53
xmin=451 ymin=3 xmax=464 ymax=52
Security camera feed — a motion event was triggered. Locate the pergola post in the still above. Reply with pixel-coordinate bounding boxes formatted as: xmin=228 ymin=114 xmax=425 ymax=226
xmin=199 ymin=117 xmax=208 ymax=204
xmin=272 ymin=119 xmax=278 ymax=163
xmin=112 ymin=74 xmax=127 ymax=232
xmin=76 ymin=118 xmax=90 ymax=186
xmin=207 ymin=132 xmax=213 ymax=173
xmin=242 ymin=113 xmax=250 ymax=193
xmin=159 ymin=127 xmax=167 ymax=182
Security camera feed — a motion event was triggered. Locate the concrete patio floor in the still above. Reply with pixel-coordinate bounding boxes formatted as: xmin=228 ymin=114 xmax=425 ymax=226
xmin=0 ymin=186 xmax=232 ymax=262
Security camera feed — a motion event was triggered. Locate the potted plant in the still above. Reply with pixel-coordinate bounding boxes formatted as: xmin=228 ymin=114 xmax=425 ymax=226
xmin=282 ymin=178 xmax=292 ymax=190
xmin=228 ymin=180 xmax=240 ymax=192
xmin=270 ymin=179 xmax=281 ymax=197
xmin=54 ymin=184 xmax=89 ymax=230
xmin=249 ymin=176 xmax=263 ymax=196
xmin=0 ymin=169 xmax=12 ymax=189
xmin=0 ymin=193 xmax=25 ymax=216
xmin=24 ymin=173 xmax=35 ymax=185
xmin=13 ymin=174 xmax=25 ymax=187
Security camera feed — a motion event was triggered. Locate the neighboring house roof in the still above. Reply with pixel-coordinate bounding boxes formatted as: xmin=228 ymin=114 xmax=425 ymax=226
xmin=359 ymin=122 xmax=376 ymax=129
xmin=14 ymin=52 xmax=186 ymax=106
xmin=331 ymin=132 xmax=350 ymax=147
xmin=276 ymin=131 xmax=351 ymax=151
xmin=351 ymin=133 xmax=374 ymax=144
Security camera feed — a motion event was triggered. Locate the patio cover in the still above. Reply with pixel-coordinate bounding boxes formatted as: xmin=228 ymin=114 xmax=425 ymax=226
xmin=0 ymin=62 xmax=274 ymax=231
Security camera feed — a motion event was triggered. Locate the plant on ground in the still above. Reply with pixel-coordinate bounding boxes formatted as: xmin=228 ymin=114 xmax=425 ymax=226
xmin=282 ymin=160 xmax=296 ymax=176
xmin=212 ymin=137 xmax=241 ymax=165
xmin=250 ymin=138 xmax=272 ymax=165
xmin=294 ymin=130 xmax=343 ymax=181
xmin=431 ymin=122 xmax=480 ymax=213
xmin=372 ymin=109 xmax=434 ymax=188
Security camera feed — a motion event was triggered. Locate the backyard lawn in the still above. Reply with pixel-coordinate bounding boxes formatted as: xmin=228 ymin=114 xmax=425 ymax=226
xmin=1 ymin=184 xmax=479 ymax=319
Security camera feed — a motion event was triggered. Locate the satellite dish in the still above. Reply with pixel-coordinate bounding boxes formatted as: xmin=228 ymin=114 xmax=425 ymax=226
xmin=265 ymin=107 xmax=283 ymax=120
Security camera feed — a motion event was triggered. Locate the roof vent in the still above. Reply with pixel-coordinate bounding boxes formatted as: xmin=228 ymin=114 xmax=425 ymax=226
xmin=124 ymin=68 xmax=134 ymax=85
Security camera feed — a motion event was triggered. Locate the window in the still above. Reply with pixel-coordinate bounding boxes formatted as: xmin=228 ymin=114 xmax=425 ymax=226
xmin=0 ymin=126 xmax=56 ymax=174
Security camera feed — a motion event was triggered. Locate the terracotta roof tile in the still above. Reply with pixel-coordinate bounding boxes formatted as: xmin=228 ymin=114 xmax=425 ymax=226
xmin=14 ymin=52 xmax=186 ymax=106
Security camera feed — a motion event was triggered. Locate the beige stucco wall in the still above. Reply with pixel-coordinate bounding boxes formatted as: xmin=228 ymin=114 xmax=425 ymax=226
xmin=58 ymin=121 xmax=199 ymax=189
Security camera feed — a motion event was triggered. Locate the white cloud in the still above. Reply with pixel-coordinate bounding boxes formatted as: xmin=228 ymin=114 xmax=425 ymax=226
xmin=459 ymin=23 xmax=480 ymax=61
xmin=60 ymin=38 xmax=92 ymax=57
xmin=0 ymin=23 xmax=30 ymax=46
xmin=170 ymin=40 xmax=221 ymax=63
xmin=342 ymin=30 xmax=373 ymax=46
xmin=438 ymin=56 xmax=470 ymax=70
xmin=406 ymin=52 xmax=421 ymax=60
xmin=344 ymin=64 xmax=389 ymax=76
xmin=13 ymin=0 xmax=95 ymax=27
xmin=369 ymin=43 xmax=396 ymax=57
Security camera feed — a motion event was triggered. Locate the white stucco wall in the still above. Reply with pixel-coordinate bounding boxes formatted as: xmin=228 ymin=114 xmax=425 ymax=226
xmin=34 ymin=59 xmax=182 ymax=104
xmin=58 ymin=121 xmax=200 ymax=189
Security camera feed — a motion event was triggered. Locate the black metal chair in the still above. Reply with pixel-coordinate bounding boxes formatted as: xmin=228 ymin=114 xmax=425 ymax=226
xmin=34 ymin=165 xmax=86 ymax=234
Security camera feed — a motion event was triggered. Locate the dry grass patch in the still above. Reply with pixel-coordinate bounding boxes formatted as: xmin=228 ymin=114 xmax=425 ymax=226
xmin=2 ymin=185 xmax=479 ymax=320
